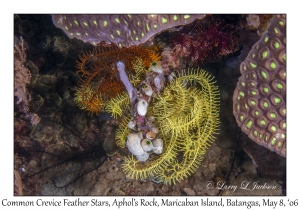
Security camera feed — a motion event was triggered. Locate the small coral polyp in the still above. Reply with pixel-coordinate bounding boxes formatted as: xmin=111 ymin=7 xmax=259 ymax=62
xmin=107 ymin=69 xmax=220 ymax=185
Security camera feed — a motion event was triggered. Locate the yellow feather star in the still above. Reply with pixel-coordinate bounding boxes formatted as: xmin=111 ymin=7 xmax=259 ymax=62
xmin=104 ymin=91 xmax=130 ymax=119
xmin=74 ymin=85 xmax=104 ymax=114
xmin=115 ymin=114 xmax=132 ymax=148
xmin=120 ymin=68 xmax=220 ymax=185
xmin=129 ymin=57 xmax=151 ymax=87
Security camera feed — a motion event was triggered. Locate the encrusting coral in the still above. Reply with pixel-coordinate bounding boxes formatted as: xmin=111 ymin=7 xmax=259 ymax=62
xmin=105 ymin=69 xmax=220 ymax=185
xmin=52 ymin=14 xmax=206 ymax=47
xmin=233 ymin=15 xmax=286 ymax=157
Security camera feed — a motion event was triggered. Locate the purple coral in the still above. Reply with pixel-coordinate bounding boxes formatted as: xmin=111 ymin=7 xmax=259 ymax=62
xmin=52 ymin=14 xmax=206 ymax=47
xmin=233 ymin=15 xmax=286 ymax=157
